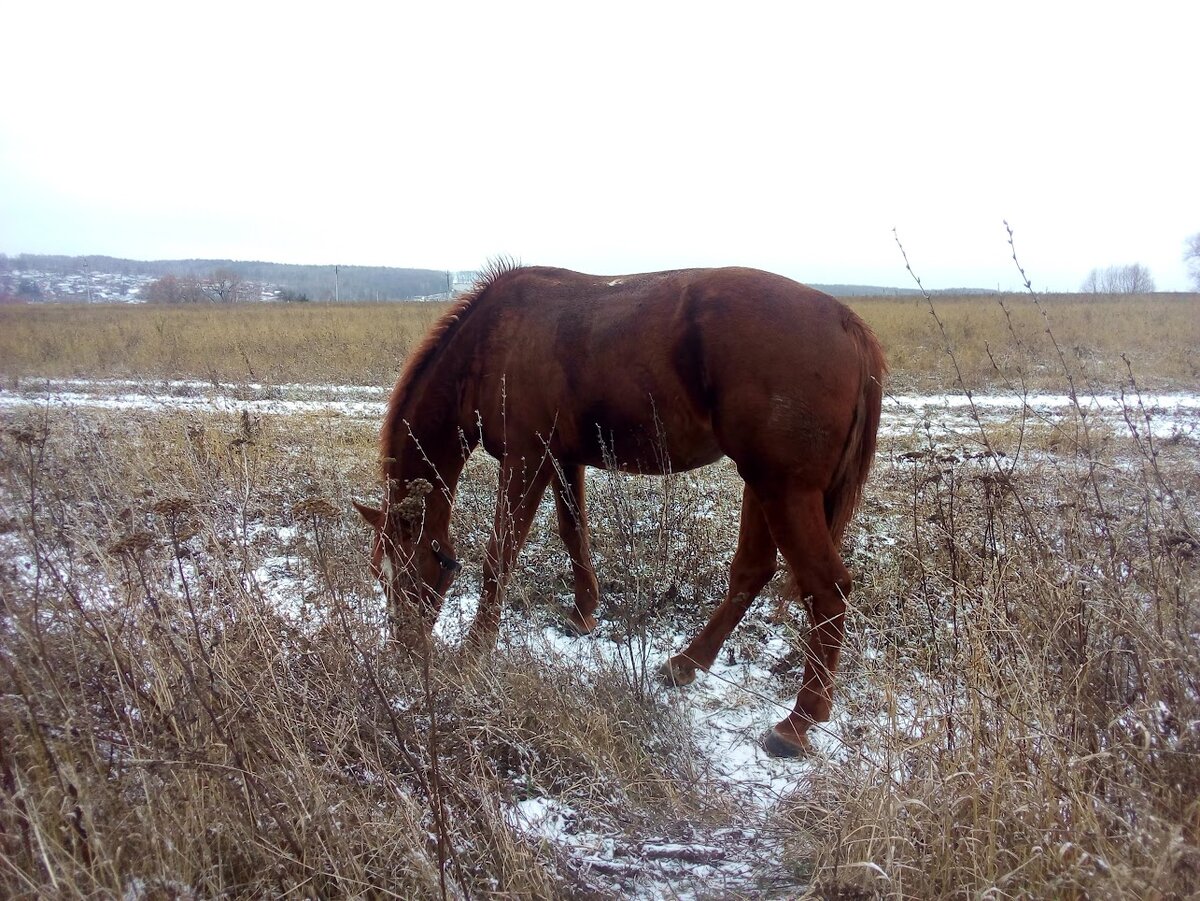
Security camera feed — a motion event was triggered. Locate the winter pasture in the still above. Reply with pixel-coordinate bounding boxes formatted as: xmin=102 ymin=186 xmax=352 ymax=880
xmin=1 ymin=292 xmax=1198 ymax=899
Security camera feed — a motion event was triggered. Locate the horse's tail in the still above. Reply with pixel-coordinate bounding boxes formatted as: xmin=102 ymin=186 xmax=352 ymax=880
xmin=826 ymin=310 xmax=887 ymax=546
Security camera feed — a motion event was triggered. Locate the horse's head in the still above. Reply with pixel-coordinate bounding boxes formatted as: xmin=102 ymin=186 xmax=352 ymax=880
xmin=353 ymin=478 xmax=460 ymax=637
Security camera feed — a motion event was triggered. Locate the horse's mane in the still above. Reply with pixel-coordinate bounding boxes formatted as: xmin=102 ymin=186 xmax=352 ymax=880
xmin=379 ymin=258 xmax=520 ymax=475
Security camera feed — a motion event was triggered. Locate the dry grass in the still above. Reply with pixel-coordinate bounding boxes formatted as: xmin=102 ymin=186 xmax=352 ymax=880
xmin=782 ymin=422 xmax=1200 ymax=897
xmin=1 ymin=286 xmax=1199 ymax=897
xmin=1 ymin=292 xmax=1197 ymax=391
xmin=0 ymin=302 xmax=450 ymax=387
xmin=852 ymin=292 xmax=1200 ymax=392
xmin=0 ymin=408 xmax=724 ymax=898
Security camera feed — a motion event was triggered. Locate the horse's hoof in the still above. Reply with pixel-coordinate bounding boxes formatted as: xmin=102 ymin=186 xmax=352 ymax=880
xmin=658 ymin=657 xmax=697 ymax=687
xmin=762 ymin=727 xmax=813 ymax=758
xmin=563 ymin=613 xmax=597 ymax=637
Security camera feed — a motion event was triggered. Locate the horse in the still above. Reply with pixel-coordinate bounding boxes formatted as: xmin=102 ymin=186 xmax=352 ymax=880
xmin=354 ymin=262 xmax=886 ymax=757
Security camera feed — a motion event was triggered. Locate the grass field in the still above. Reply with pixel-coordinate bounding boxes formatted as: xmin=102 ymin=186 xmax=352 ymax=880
xmin=1 ymin=291 xmax=1197 ymax=391
xmin=1 ymin=291 xmax=1198 ymax=898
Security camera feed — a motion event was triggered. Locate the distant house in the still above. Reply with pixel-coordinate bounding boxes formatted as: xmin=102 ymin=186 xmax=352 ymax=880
xmin=451 ymin=271 xmax=480 ymax=295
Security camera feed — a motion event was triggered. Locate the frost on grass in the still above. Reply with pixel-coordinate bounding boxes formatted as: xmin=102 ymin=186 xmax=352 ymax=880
xmin=2 ymin=384 xmax=1198 ymax=899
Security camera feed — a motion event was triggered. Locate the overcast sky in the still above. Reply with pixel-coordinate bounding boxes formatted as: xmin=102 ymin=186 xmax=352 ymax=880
xmin=2 ymin=2 xmax=1197 ymax=290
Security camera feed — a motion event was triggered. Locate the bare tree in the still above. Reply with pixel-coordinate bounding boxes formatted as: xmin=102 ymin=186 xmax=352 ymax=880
xmin=142 ymin=274 xmax=207 ymax=303
xmin=1111 ymin=263 xmax=1155 ymax=293
xmin=203 ymin=268 xmax=243 ymax=303
xmin=1080 ymin=263 xmax=1155 ymax=294
xmin=142 ymin=275 xmax=183 ymax=303
xmin=1185 ymin=232 xmax=1200 ymax=290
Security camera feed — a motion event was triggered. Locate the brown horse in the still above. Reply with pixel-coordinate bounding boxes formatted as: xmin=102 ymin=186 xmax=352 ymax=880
xmin=354 ymin=262 xmax=886 ymax=757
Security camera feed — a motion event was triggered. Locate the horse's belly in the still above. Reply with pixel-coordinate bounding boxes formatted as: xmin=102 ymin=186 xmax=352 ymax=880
xmin=567 ymin=413 xmax=724 ymax=474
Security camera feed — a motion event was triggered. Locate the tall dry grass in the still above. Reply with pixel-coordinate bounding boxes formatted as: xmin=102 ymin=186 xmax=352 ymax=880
xmin=785 ymin=412 xmax=1200 ymax=896
xmin=1 ymin=276 xmax=1198 ymax=897
xmin=0 ymin=407 xmax=729 ymax=899
xmin=781 ymin=249 xmax=1200 ymax=896
xmin=0 ymin=302 xmax=450 ymax=387
xmin=1 ymin=291 xmax=1197 ymax=391
xmin=852 ymin=292 xmax=1200 ymax=392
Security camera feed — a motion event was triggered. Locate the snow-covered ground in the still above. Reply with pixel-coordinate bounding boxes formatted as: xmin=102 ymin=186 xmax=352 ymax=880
xmin=3 ymin=377 xmax=1197 ymax=897
xmin=3 ymin=378 xmax=1199 ymax=443
xmin=504 ymin=631 xmax=804 ymax=896
xmin=881 ymin=390 xmax=1200 ymax=440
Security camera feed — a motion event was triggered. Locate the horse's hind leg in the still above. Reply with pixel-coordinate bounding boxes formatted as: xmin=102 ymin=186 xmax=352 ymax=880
xmin=755 ymin=483 xmax=852 ymax=758
xmin=552 ymin=464 xmax=601 ymax=636
xmin=661 ymin=485 xmax=778 ymax=686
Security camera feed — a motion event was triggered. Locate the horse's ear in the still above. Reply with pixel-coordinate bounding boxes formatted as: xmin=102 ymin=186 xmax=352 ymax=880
xmin=352 ymin=500 xmax=385 ymax=530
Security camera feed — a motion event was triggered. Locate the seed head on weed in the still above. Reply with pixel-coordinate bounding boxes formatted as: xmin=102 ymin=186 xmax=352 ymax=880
xmin=392 ymin=477 xmax=433 ymax=522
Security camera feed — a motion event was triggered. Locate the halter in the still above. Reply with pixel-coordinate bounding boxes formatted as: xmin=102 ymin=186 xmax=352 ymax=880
xmin=377 ymin=528 xmax=460 ymax=601
xmin=380 ymin=476 xmax=460 ymax=597
xmin=429 ymin=539 xmax=462 ymax=596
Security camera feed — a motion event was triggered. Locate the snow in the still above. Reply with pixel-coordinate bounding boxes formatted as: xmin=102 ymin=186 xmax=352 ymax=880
xmin=507 ymin=795 xmax=575 ymax=842
xmin=4 ymin=379 xmax=1199 ymax=445
xmin=420 ymin=584 xmax=801 ymax=895
xmin=5 ymin=376 xmax=1198 ymax=898
xmin=0 ymin=379 xmax=386 ymax=418
xmin=881 ymin=391 xmax=1200 ymax=440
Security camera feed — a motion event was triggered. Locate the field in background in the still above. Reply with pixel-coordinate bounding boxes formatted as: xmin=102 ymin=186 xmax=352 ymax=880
xmin=1 ymin=291 xmax=1198 ymax=897
xmin=1 ymin=292 xmax=1197 ymax=391
xmin=0 ymin=301 xmax=452 ymax=388
xmin=852 ymin=292 xmax=1199 ymax=391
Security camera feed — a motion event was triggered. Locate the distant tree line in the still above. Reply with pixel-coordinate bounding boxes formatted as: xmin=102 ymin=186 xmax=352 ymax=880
xmin=1 ymin=254 xmax=451 ymax=301
xmin=1080 ymin=263 xmax=1156 ymax=294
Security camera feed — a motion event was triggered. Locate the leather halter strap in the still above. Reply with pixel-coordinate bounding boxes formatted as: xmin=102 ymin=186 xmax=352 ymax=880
xmin=429 ymin=539 xmax=461 ymax=596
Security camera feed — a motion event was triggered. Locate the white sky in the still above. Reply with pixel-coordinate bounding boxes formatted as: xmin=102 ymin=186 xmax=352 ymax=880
xmin=1 ymin=1 xmax=1197 ymax=290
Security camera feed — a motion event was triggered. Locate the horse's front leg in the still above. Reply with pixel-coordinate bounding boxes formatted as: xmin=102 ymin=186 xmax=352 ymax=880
xmin=661 ymin=485 xmax=778 ymax=685
xmin=465 ymin=460 xmax=553 ymax=652
xmin=552 ymin=464 xmax=600 ymax=636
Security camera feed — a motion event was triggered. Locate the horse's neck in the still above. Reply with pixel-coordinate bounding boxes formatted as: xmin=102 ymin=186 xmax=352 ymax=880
xmin=387 ymin=370 xmax=468 ymax=518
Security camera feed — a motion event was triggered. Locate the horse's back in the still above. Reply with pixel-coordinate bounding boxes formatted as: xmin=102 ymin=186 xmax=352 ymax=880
xmin=464 ymin=266 xmax=875 ymax=480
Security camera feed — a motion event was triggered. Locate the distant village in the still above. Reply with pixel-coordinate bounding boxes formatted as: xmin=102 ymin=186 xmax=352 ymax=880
xmin=0 ymin=254 xmax=938 ymax=302
xmin=0 ymin=258 xmax=480 ymax=304
xmin=0 ymin=266 xmax=261 ymax=304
